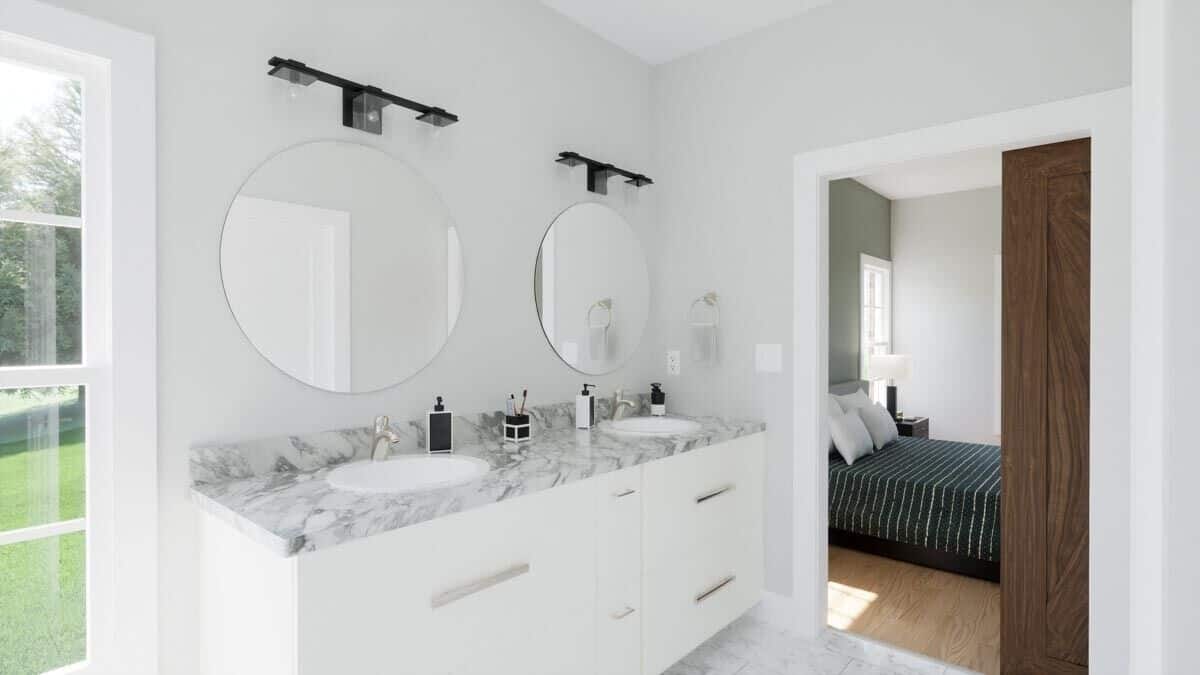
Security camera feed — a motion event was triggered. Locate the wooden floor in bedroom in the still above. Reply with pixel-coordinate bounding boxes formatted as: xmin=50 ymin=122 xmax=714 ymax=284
xmin=827 ymin=545 xmax=1001 ymax=674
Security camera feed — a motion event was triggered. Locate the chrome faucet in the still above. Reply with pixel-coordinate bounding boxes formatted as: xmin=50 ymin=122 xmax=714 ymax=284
xmin=370 ymin=415 xmax=402 ymax=462
xmin=611 ymin=389 xmax=637 ymax=421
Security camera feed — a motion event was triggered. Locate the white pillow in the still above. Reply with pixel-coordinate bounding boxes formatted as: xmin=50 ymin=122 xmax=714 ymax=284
xmin=829 ymin=411 xmax=874 ymax=465
xmin=857 ymin=403 xmax=899 ymax=450
xmin=835 ymin=389 xmax=873 ymax=414
xmin=826 ymin=394 xmax=844 ymax=452
xmin=827 ymin=393 xmax=844 ymax=415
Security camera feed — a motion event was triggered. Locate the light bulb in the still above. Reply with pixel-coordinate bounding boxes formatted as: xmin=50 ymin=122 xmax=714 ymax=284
xmin=366 ymin=109 xmax=380 ymax=124
xmin=287 ymin=83 xmax=302 ymax=101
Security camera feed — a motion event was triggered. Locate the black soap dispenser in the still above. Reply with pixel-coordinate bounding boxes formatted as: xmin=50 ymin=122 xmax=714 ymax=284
xmin=427 ymin=396 xmax=453 ymax=454
xmin=650 ymin=383 xmax=666 ymax=416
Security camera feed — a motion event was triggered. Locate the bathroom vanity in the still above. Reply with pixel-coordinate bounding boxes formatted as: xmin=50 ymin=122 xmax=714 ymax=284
xmin=192 ymin=404 xmax=765 ymax=675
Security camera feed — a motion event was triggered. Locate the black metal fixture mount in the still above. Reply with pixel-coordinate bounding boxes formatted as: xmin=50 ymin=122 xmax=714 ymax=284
xmin=556 ymin=151 xmax=653 ymax=195
xmin=268 ymin=56 xmax=459 ymax=135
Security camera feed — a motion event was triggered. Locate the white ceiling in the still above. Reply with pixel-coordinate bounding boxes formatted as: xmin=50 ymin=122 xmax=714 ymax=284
xmin=854 ymin=147 xmax=1003 ymax=201
xmin=540 ymin=0 xmax=835 ymax=65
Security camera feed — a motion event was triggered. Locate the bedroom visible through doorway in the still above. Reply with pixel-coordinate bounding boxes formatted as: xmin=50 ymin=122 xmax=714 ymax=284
xmin=823 ymin=139 xmax=1091 ymax=675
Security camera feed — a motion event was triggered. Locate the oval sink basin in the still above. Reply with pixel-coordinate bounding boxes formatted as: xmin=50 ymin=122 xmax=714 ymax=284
xmin=327 ymin=455 xmax=490 ymax=494
xmin=607 ymin=416 xmax=702 ymax=436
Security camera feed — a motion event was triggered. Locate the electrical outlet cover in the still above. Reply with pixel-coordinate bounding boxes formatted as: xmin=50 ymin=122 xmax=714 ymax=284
xmin=666 ymin=350 xmax=681 ymax=375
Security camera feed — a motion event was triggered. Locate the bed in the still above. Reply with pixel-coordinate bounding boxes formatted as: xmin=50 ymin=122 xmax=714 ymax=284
xmin=827 ymin=383 xmax=1001 ymax=582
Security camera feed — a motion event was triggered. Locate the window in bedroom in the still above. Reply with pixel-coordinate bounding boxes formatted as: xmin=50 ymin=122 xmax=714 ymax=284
xmin=860 ymin=254 xmax=892 ymax=404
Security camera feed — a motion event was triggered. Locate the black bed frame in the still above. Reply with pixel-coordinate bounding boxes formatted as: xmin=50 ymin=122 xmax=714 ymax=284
xmin=829 ymin=527 xmax=1000 ymax=583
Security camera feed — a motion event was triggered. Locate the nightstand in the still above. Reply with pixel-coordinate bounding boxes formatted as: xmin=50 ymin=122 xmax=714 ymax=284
xmin=897 ymin=417 xmax=929 ymax=438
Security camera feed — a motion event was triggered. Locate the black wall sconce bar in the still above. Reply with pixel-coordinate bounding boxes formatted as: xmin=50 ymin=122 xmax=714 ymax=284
xmin=268 ymin=57 xmax=459 ymax=135
xmin=556 ymin=151 xmax=653 ymax=195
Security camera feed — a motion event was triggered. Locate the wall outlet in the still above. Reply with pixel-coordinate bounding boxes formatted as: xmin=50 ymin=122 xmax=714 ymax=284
xmin=666 ymin=350 xmax=681 ymax=375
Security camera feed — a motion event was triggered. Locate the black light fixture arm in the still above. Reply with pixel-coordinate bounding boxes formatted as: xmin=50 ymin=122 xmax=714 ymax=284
xmin=556 ymin=151 xmax=653 ymax=195
xmin=267 ymin=57 xmax=458 ymax=133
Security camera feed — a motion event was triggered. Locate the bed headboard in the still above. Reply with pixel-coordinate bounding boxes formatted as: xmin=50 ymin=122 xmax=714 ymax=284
xmin=829 ymin=380 xmax=869 ymax=396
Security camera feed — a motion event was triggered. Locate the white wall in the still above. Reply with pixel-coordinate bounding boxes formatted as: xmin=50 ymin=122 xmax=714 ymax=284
xmin=1162 ymin=0 xmax=1200 ymax=670
xmin=652 ymin=0 xmax=1129 ymax=607
xmin=39 ymin=1 xmax=657 ymax=672
xmin=891 ymin=187 xmax=1001 ymax=444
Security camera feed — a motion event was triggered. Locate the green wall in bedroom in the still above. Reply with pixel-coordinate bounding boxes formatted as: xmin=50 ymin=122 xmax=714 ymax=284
xmin=829 ymin=179 xmax=891 ymax=386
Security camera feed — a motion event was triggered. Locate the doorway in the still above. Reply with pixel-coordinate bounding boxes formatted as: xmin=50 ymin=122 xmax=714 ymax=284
xmin=790 ymin=89 xmax=1131 ymax=672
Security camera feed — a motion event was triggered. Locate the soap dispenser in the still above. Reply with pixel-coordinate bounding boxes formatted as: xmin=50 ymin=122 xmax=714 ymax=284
xmin=650 ymin=383 xmax=666 ymax=416
xmin=576 ymin=384 xmax=597 ymax=429
xmin=427 ymin=396 xmax=453 ymax=454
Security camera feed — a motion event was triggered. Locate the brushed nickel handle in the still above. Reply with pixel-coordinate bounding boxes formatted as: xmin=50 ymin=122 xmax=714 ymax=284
xmin=695 ymin=485 xmax=734 ymax=504
xmin=613 ymin=488 xmax=637 ymax=498
xmin=611 ymin=605 xmax=636 ymax=620
xmin=431 ymin=563 xmax=530 ymax=609
xmin=695 ymin=575 xmax=736 ymax=604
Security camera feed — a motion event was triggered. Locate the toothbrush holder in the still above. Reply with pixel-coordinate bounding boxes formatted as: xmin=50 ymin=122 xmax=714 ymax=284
xmin=503 ymin=414 xmax=532 ymax=444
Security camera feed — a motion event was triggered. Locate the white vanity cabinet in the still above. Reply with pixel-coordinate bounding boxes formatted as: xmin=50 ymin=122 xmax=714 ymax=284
xmin=198 ymin=432 xmax=765 ymax=675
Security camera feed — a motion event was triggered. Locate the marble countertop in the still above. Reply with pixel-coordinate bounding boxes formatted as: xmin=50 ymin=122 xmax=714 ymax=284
xmin=190 ymin=400 xmax=765 ymax=557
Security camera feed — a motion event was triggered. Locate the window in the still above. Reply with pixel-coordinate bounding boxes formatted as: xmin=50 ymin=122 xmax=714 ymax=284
xmin=0 ymin=39 xmax=104 ymax=675
xmin=860 ymin=254 xmax=892 ymax=404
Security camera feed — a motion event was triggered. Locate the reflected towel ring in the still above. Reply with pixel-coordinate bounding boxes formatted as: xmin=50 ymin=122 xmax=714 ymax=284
xmin=587 ymin=298 xmax=613 ymax=329
xmin=688 ymin=292 xmax=720 ymax=327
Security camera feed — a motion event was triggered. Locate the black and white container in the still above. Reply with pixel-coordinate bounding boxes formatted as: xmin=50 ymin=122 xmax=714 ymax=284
xmin=503 ymin=414 xmax=532 ymax=444
xmin=650 ymin=383 xmax=666 ymax=416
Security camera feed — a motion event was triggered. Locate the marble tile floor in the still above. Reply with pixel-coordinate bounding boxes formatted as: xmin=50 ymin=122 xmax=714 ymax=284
xmin=664 ymin=613 xmax=978 ymax=675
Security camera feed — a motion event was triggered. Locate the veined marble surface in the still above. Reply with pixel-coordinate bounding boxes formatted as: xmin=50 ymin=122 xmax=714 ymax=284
xmin=190 ymin=399 xmax=765 ymax=556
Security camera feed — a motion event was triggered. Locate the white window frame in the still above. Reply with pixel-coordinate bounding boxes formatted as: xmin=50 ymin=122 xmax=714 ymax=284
xmin=0 ymin=3 xmax=157 ymax=674
xmin=859 ymin=253 xmax=892 ymax=403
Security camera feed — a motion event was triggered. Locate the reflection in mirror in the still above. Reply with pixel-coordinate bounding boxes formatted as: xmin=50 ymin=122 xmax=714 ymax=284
xmin=534 ymin=203 xmax=648 ymax=375
xmin=221 ymin=141 xmax=463 ymax=393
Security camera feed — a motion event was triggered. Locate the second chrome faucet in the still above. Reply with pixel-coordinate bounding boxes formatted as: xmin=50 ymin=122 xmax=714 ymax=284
xmin=610 ymin=389 xmax=636 ymax=421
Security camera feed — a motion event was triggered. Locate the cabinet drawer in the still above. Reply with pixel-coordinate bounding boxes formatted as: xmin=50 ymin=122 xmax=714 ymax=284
xmin=297 ymin=480 xmax=596 ymax=675
xmin=642 ymin=535 xmax=763 ymax=675
xmin=642 ymin=434 xmax=765 ymax=674
xmin=643 ymin=435 xmax=763 ymax=576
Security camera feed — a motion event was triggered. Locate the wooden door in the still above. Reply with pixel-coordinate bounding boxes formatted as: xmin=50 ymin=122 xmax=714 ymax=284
xmin=1001 ymin=138 xmax=1090 ymax=673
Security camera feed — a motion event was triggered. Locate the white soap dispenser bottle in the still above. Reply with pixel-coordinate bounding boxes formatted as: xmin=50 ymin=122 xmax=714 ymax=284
xmin=576 ymin=384 xmax=597 ymax=429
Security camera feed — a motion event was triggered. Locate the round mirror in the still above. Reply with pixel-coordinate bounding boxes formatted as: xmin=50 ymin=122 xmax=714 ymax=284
xmin=534 ymin=203 xmax=649 ymax=374
xmin=221 ymin=141 xmax=463 ymax=393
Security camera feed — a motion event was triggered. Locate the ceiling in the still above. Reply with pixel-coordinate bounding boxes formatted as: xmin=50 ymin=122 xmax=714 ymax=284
xmin=540 ymin=0 xmax=835 ymax=65
xmin=854 ymin=147 xmax=1003 ymax=200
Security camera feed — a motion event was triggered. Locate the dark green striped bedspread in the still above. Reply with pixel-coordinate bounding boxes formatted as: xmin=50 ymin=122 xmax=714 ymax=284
xmin=829 ymin=436 xmax=1001 ymax=562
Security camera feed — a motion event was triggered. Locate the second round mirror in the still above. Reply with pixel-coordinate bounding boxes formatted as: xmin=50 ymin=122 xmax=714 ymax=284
xmin=534 ymin=203 xmax=649 ymax=375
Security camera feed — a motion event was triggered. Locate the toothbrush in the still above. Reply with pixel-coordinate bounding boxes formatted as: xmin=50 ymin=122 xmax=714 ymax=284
xmin=519 ymin=389 xmax=528 ymax=415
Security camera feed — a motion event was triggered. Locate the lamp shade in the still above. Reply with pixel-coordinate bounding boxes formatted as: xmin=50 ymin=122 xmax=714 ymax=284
xmin=869 ymin=353 xmax=911 ymax=381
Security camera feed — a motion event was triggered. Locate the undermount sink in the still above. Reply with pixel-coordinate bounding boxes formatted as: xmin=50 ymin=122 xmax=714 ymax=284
xmin=327 ymin=455 xmax=490 ymax=494
xmin=606 ymin=416 xmax=702 ymax=436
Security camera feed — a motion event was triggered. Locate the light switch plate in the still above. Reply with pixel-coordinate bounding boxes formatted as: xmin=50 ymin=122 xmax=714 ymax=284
xmin=666 ymin=350 xmax=681 ymax=375
xmin=755 ymin=344 xmax=782 ymax=373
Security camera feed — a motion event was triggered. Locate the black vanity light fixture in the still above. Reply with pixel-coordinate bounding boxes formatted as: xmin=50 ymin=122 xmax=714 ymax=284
xmin=556 ymin=151 xmax=653 ymax=195
xmin=268 ymin=57 xmax=459 ymax=134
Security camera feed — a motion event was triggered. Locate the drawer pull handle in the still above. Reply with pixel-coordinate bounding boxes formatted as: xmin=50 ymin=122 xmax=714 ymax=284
xmin=613 ymin=488 xmax=637 ymax=498
xmin=611 ymin=606 xmax=636 ymax=620
xmin=695 ymin=485 xmax=734 ymax=504
xmin=431 ymin=563 xmax=530 ymax=609
xmin=695 ymin=575 xmax=736 ymax=604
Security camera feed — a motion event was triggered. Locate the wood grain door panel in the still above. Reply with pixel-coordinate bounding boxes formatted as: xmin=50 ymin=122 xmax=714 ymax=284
xmin=1001 ymin=139 xmax=1090 ymax=674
